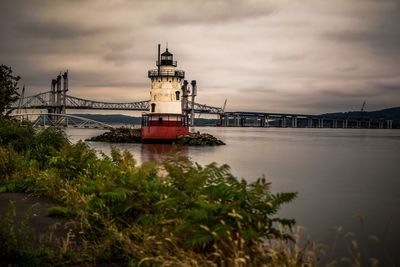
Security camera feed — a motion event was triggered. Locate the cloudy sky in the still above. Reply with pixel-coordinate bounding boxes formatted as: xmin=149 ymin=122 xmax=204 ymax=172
xmin=1 ymin=0 xmax=399 ymax=114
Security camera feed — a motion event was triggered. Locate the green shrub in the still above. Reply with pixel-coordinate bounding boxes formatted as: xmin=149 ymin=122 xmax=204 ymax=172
xmin=0 ymin=119 xmax=302 ymax=265
xmin=33 ymin=127 xmax=68 ymax=167
xmin=0 ymin=146 xmax=18 ymax=179
xmin=49 ymin=141 xmax=97 ymax=180
xmin=0 ymin=118 xmax=35 ymax=152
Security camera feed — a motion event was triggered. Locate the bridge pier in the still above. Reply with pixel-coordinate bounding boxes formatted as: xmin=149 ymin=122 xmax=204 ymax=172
xmin=266 ymin=115 xmax=270 ymax=127
xmin=260 ymin=116 xmax=266 ymax=127
xmin=387 ymin=120 xmax=393 ymax=129
xmin=333 ymin=119 xmax=337 ymax=128
xmin=282 ymin=116 xmax=286 ymax=128
xmin=308 ymin=118 xmax=313 ymax=128
xmin=292 ymin=116 xmax=298 ymax=128
xmin=318 ymin=118 xmax=323 ymax=128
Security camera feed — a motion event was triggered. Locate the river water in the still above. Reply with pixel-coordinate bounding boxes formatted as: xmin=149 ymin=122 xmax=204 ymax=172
xmin=66 ymin=127 xmax=400 ymax=263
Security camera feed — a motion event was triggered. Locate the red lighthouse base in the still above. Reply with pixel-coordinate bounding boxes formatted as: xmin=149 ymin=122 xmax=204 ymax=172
xmin=141 ymin=114 xmax=189 ymax=142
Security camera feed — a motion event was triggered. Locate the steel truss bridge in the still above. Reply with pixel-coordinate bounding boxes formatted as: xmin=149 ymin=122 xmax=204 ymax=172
xmin=221 ymin=111 xmax=394 ymax=129
xmin=11 ymin=113 xmax=115 ymax=129
xmin=13 ymin=91 xmax=223 ymax=114
xmin=11 ymin=91 xmax=395 ymax=129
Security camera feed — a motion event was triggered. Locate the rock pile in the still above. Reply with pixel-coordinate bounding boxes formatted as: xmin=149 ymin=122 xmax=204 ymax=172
xmin=87 ymin=128 xmax=225 ymax=146
xmin=176 ymin=132 xmax=225 ymax=146
xmin=86 ymin=127 xmax=141 ymax=143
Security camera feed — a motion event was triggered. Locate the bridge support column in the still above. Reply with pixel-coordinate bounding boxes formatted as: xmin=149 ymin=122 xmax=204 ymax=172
xmin=62 ymin=71 xmax=68 ymax=114
xmin=266 ymin=115 xmax=270 ymax=127
xmin=260 ymin=116 xmax=265 ymax=127
xmin=282 ymin=117 xmax=286 ymax=128
xmin=292 ymin=116 xmax=297 ymax=128
xmin=308 ymin=118 xmax=313 ymax=128
xmin=368 ymin=120 xmax=371 ymax=128
xmin=317 ymin=118 xmax=322 ymax=128
xmin=333 ymin=120 xmax=337 ymax=128
xmin=235 ymin=115 xmax=240 ymax=127
xmin=56 ymin=74 xmax=62 ymax=115
xmin=219 ymin=114 xmax=225 ymax=126
xmin=379 ymin=121 xmax=383 ymax=129
xmin=387 ymin=120 xmax=393 ymax=129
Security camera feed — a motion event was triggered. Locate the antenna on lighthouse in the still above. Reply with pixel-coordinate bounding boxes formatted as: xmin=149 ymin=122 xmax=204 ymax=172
xmin=157 ymin=44 xmax=161 ymax=74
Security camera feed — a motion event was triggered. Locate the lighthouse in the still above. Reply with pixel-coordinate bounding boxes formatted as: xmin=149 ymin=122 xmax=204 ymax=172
xmin=141 ymin=45 xmax=189 ymax=141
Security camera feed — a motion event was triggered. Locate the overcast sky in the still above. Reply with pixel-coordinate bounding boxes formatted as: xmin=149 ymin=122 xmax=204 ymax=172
xmin=1 ymin=0 xmax=399 ymax=113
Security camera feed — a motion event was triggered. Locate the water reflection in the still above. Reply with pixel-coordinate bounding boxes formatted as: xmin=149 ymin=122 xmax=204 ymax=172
xmin=140 ymin=143 xmax=188 ymax=162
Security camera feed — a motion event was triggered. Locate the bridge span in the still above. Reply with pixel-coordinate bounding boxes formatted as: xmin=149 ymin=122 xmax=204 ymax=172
xmin=11 ymin=113 xmax=114 ymax=130
xmin=220 ymin=111 xmax=394 ymax=129
xmin=13 ymin=91 xmax=223 ymax=114
xmin=12 ymin=88 xmax=394 ymax=129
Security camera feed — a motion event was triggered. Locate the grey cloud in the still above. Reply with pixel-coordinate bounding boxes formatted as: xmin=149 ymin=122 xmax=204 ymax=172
xmin=240 ymin=87 xmax=276 ymax=94
xmin=335 ymin=65 xmax=358 ymax=72
xmin=15 ymin=19 xmax=111 ymax=40
xmin=321 ymin=89 xmax=380 ymax=98
xmin=375 ymin=83 xmax=400 ymax=94
xmin=322 ymin=2 xmax=400 ymax=60
xmin=271 ymin=54 xmax=308 ymax=62
xmin=1 ymin=0 xmax=399 ymax=113
xmin=157 ymin=0 xmax=276 ymax=25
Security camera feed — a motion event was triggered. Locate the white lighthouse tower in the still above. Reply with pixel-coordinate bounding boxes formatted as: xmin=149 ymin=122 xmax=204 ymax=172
xmin=141 ymin=45 xmax=189 ymax=141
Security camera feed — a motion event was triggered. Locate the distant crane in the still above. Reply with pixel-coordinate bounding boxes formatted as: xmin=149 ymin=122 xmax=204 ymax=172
xmin=16 ymin=85 xmax=26 ymax=114
xmin=360 ymin=101 xmax=366 ymax=112
xmin=221 ymin=99 xmax=227 ymax=113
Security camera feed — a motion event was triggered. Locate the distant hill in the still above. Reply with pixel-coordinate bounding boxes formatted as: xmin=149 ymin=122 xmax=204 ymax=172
xmin=320 ymin=107 xmax=400 ymax=122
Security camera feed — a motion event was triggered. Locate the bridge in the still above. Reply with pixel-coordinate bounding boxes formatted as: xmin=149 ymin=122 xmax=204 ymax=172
xmin=13 ymin=90 xmax=224 ymax=114
xmin=13 ymin=91 xmax=394 ymax=129
xmin=220 ymin=111 xmax=394 ymax=129
xmin=11 ymin=71 xmax=394 ymax=129
xmin=11 ymin=113 xmax=114 ymax=129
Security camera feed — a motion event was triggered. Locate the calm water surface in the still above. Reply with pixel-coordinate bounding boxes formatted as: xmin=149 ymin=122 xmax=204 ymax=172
xmin=66 ymin=127 xmax=400 ymax=261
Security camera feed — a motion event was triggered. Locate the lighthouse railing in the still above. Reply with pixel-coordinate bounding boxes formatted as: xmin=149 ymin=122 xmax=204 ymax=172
xmin=148 ymin=69 xmax=185 ymax=78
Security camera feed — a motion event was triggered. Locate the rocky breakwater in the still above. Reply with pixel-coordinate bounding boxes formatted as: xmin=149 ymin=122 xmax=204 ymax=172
xmin=86 ymin=127 xmax=141 ymax=143
xmin=176 ymin=132 xmax=225 ymax=146
xmin=87 ymin=128 xmax=225 ymax=146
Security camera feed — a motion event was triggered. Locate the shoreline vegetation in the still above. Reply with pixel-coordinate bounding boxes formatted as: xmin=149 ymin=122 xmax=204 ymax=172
xmin=86 ymin=127 xmax=225 ymax=146
xmin=0 ymin=118 xmax=397 ymax=266
xmin=0 ymin=118 xmax=299 ymax=266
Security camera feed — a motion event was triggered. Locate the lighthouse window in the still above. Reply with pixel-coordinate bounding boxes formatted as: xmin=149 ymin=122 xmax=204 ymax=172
xmin=151 ymin=103 xmax=156 ymax=112
xmin=175 ymin=91 xmax=180 ymax=100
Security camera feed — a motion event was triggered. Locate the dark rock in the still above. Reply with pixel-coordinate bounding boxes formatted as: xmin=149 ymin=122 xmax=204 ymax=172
xmin=175 ymin=132 xmax=225 ymax=146
xmin=86 ymin=127 xmax=141 ymax=143
xmin=87 ymin=128 xmax=225 ymax=146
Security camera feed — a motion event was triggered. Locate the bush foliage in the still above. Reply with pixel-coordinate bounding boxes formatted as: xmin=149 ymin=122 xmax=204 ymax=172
xmin=0 ymin=119 xmax=302 ymax=266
